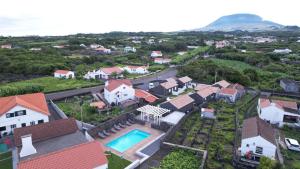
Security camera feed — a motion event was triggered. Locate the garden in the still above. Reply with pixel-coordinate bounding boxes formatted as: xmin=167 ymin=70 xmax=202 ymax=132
xmin=55 ymin=94 xmax=123 ymax=124
xmin=106 ymin=152 xmax=131 ymax=169
xmin=0 ymin=151 xmax=12 ymax=169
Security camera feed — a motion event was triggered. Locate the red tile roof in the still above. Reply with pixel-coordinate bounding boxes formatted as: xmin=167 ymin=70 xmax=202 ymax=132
xmin=273 ymin=100 xmax=298 ymax=110
xmin=169 ymin=94 xmax=194 ymax=109
xmin=101 ymin=67 xmax=123 ymax=75
xmin=201 ymin=108 xmax=215 ymax=113
xmin=214 ymin=80 xmax=231 ymax=88
xmin=17 ymin=141 xmax=108 ymax=169
xmin=154 ymin=58 xmax=171 ymax=62
xmin=219 ymin=88 xmax=237 ymax=95
xmin=197 ymin=86 xmax=219 ymax=98
xmin=126 ymin=65 xmax=147 ymax=69
xmin=242 ymin=116 xmax=275 ymax=145
xmin=0 ymin=93 xmax=50 ymax=117
xmin=135 ymin=89 xmax=158 ymax=103
xmin=54 ymin=70 xmax=70 ymax=74
xmin=260 ymin=98 xmax=271 ymax=108
xmin=105 ymin=79 xmax=132 ymax=92
xmin=178 ymin=76 xmax=192 ymax=83
xmin=90 ymin=101 xmax=106 ymax=109
xmin=152 ymin=51 xmax=162 ymax=54
xmin=14 ymin=118 xmax=78 ymax=147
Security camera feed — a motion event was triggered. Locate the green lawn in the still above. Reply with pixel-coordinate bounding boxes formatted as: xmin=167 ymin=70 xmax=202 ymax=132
xmin=172 ymin=46 xmax=210 ymax=64
xmin=107 ymin=152 xmax=131 ymax=169
xmin=0 ymin=77 xmax=101 ymax=93
xmin=0 ymin=152 xmax=12 ymax=169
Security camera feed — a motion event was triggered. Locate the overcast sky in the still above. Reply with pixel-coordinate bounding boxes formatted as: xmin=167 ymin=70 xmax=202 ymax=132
xmin=1 ymin=0 xmax=300 ymax=36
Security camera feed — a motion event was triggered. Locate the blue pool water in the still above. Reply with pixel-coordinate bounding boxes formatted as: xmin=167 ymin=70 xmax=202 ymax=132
xmin=106 ymin=129 xmax=150 ymax=152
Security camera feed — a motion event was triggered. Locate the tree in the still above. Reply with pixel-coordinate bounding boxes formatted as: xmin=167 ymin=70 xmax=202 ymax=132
xmin=258 ymin=156 xmax=282 ymax=169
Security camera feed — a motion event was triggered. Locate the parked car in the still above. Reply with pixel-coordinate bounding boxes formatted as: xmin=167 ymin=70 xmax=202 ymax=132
xmin=285 ymin=138 xmax=300 ymax=152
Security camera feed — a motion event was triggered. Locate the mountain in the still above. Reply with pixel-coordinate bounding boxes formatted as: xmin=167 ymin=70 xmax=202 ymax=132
xmin=195 ymin=14 xmax=284 ymax=32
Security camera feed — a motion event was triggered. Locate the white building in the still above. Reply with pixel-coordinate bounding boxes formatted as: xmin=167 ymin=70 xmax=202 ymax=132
xmin=151 ymin=51 xmax=163 ymax=58
xmin=90 ymin=43 xmax=102 ymax=49
xmin=273 ymin=48 xmax=292 ymax=54
xmin=99 ymin=67 xmax=123 ymax=79
xmin=216 ymin=88 xmax=238 ymax=103
xmin=124 ymin=46 xmax=136 ymax=53
xmin=1 ymin=44 xmax=12 ymax=49
xmin=241 ymin=117 xmax=276 ymax=160
xmin=0 ymin=93 xmax=50 ymax=136
xmin=215 ymin=40 xmax=230 ymax=48
xmin=104 ymin=79 xmax=135 ymax=105
xmin=54 ymin=70 xmax=75 ymax=79
xmin=154 ymin=58 xmax=171 ymax=64
xmin=95 ymin=47 xmax=111 ymax=54
xmin=83 ymin=70 xmax=101 ymax=80
xmin=258 ymin=98 xmax=300 ymax=126
xmin=123 ymin=65 xmax=148 ymax=74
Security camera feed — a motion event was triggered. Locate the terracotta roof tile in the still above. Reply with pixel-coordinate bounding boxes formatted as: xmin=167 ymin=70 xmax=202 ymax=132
xmin=197 ymin=86 xmax=219 ymax=98
xmin=260 ymin=98 xmax=271 ymax=108
xmin=178 ymin=76 xmax=192 ymax=83
xmin=168 ymin=94 xmax=194 ymax=109
xmin=101 ymin=67 xmax=123 ymax=75
xmin=105 ymin=79 xmax=132 ymax=92
xmin=14 ymin=118 xmax=78 ymax=147
xmin=0 ymin=93 xmax=50 ymax=117
xmin=54 ymin=70 xmax=70 ymax=74
xmin=242 ymin=117 xmax=275 ymax=145
xmin=219 ymin=88 xmax=237 ymax=95
xmin=90 ymin=101 xmax=106 ymax=109
xmin=214 ymin=80 xmax=231 ymax=88
xmin=160 ymin=80 xmax=178 ymax=89
xmin=135 ymin=89 xmax=158 ymax=103
xmin=17 ymin=141 xmax=108 ymax=169
xmin=273 ymin=100 xmax=298 ymax=110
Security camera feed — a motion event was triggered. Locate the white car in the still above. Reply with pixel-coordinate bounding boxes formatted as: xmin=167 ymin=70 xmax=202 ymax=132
xmin=285 ymin=138 xmax=300 ymax=152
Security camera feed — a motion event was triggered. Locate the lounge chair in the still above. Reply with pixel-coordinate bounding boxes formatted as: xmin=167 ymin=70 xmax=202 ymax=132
xmin=119 ymin=123 xmax=126 ymax=128
xmin=103 ymin=130 xmax=111 ymax=136
xmin=126 ymin=121 xmax=132 ymax=126
xmin=98 ymin=132 xmax=106 ymax=139
xmin=114 ymin=124 xmax=122 ymax=130
xmin=128 ymin=119 xmax=135 ymax=124
xmin=110 ymin=128 xmax=118 ymax=133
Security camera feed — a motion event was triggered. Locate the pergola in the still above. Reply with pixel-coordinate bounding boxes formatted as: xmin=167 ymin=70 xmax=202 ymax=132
xmin=137 ymin=105 xmax=170 ymax=125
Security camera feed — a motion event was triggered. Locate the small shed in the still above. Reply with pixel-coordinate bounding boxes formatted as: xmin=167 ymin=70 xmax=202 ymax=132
xmin=201 ymin=108 xmax=216 ymax=119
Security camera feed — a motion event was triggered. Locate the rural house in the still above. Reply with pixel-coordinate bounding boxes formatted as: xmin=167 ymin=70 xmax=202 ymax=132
xmin=104 ymin=79 xmax=135 ymax=105
xmin=149 ymin=79 xmax=178 ymax=96
xmin=160 ymin=94 xmax=195 ymax=113
xmin=240 ymin=116 xmax=276 ymax=161
xmin=216 ymin=88 xmax=238 ymax=103
xmin=54 ymin=70 xmax=75 ymax=79
xmin=177 ymin=76 xmax=193 ymax=89
xmin=123 ymin=65 xmax=149 ymax=74
xmin=154 ymin=58 xmax=171 ymax=64
xmin=0 ymin=93 xmax=50 ymax=137
xmin=99 ymin=67 xmax=123 ymax=79
xmin=151 ymin=51 xmax=163 ymax=57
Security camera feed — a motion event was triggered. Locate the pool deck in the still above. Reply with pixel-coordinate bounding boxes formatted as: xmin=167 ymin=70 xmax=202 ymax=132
xmin=97 ymin=123 xmax=163 ymax=161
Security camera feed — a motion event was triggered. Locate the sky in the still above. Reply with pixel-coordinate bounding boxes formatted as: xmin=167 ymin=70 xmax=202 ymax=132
xmin=1 ymin=0 xmax=300 ymax=36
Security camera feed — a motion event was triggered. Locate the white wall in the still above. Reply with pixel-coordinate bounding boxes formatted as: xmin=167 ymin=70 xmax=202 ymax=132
xmin=54 ymin=72 xmax=75 ymax=79
xmin=124 ymin=67 xmax=148 ymax=74
xmin=94 ymin=164 xmax=108 ymax=169
xmin=241 ymin=136 xmax=276 ymax=159
xmin=0 ymin=105 xmax=49 ymax=136
xmin=104 ymin=84 xmax=135 ymax=105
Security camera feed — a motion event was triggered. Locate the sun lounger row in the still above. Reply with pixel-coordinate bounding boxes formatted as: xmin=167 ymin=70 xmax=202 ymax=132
xmin=98 ymin=119 xmax=135 ymax=139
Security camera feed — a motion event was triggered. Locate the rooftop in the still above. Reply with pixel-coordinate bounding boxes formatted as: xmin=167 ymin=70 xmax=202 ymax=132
xmin=168 ymin=94 xmax=195 ymax=109
xmin=54 ymin=70 xmax=71 ymax=74
xmin=105 ymin=79 xmax=132 ymax=92
xmin=135 ymin=89 xmax=158 ymax=103
xmin=18 ymin=141 xmax=107 ymax=169
xmin=178 ymin=76 xmax=192 ymax=83
xmin=0 ymin=92 xmax=50 ymax=117
xmin=101 ymin=67 xmax=123 ymax=75
xmin=213 ymin=80 xmax=231 ymax=88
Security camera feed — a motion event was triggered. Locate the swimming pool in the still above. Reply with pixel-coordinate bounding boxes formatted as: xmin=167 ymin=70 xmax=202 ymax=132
xmin=106 ymin=129 xmax=150 ymax=152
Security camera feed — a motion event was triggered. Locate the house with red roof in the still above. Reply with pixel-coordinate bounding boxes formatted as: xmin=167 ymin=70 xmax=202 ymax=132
xmin=160 ymin=94 xmax=195 ymax=113
xmin=213 ymin=80 xmax=231 ymax=89
xmin=154 ymin=58 xmax=171 ymax=64
xmin=0 ymin=93 xmax=50 ymax=137
xmin=201 ymin=108 xmax=216 ymax=119
xmin=216 ymin=88 xmax=238 ymax=103
xmin=257 ymin=98 xmax=300 ymax=126
xmin=151 ymin=51 xmax=163 ymax=58
xmin=123 ymin=65 xmax=149 ymax=74
xmin=190 ymin=86 xmax=219 ymax=105
xmin=54 ymin=70 xmax=75 ymax=79
xmin=104 ymin=79 xmax=135 ymax=105
xmin=135 ymin=89 xmax=158 ymax=103
xmin=99 ymin=67 xmax=123 ymax=80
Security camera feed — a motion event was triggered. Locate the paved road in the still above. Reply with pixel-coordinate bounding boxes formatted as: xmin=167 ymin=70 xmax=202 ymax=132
xmin=46 ymin=68 xmax=177 ymax=100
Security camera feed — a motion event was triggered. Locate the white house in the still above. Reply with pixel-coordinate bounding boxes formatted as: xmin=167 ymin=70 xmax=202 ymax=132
xmin=257 ymin=98 xmax=300 ymax=126
xmin=99 ymin=67 xmax=123 ymax=79
xmin=54 ymin=70 xmax=75 ymax=79
xmin=273 ymin=48 xmax=292 ymax=54
xmin=1 ymin=44 xmax=12 ymax=49
xmin=216 ymin=88 xmax=238 ymax=103
xmin=124 ymin=46 xmax=136 ymax=53
xmin=83 ymin=70 xmax=101 ymax=80
xmin=104 ymin=79 xmax=135 ymax=105
xmin=0 ymin=93 xmax=50 ymax=137
xmin=90 ymin=43 xmax=102 ymax=49
xmin=123 ymin=65 xmax=148 ymax=74
xmin=154 ymin=58 xmax=171 ymax=64
xmin=241 ymin=117 xmax=276 ymax=161
xmin=201 ymin=108 xmax=216 ymax=119
xmin=151 ymin=51 xmax=163 ymax=58
xmin=215 ymin=40 xmax=230 ymax=48
xmin=95 ymin=47 xmax=111 ymax=54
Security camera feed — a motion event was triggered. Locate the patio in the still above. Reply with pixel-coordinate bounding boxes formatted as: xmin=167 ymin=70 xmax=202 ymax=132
xmin=98 ymin=123 xmax=164 ymax=161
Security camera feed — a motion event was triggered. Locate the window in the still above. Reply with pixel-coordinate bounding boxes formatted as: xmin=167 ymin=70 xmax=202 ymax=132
xmin=124 ymin=94 xmax=128 ymax=97
xmin=38 ymin=120 xmax=44 ymax=124
xmin=21 ymin=123 xmax=26 ymax=127
xmin=0 ymin=126 xmax=6 ymax=131
xmin=255 ymin=146 xmax=263 ymax=154
xmin=246 ymin=144 xmax=249 ymax=147
xmin=6 ymin=113 xmax=14 ymax=118
xmin=30 ymin=121 xmax=35 ymax=126
xmin=123 ymin=87 xmax=126 ymax=89
xmin=10 ymin=124 xmax=16 ymax=129
xmin=15 ymin=110 xmax=26 ymax=116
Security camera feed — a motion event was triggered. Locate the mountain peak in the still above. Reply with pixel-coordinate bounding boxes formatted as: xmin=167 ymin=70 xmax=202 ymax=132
xmin=197 ymin=13 xmax=283 ymax=32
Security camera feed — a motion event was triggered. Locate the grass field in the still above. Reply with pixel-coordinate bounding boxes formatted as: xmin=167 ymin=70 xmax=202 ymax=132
xmin=0 ymin=77 xmax=101 ymax=93
xmin=0 ymin=151 xmax=12 ymax=169
xmin=107 ymin=152 xmax=131 ymax=169
xmin=172 ymin=46 xmax=210 ymax=64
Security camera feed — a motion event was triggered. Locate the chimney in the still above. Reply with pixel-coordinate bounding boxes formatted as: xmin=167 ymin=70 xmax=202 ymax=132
xmin=20 ymin=134 xmax=37 ymax=157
